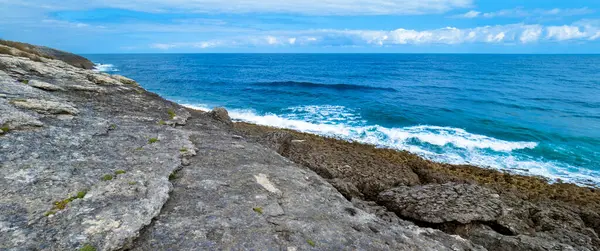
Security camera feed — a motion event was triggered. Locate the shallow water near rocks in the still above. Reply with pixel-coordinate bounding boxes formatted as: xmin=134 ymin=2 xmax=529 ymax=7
xmin=86 ymin=54 xmax=600 ymax=185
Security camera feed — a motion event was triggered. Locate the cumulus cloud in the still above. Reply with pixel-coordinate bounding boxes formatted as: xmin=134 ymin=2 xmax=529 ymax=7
xmin=453 ymin=7 xmax=594 ymax=19
xmin=149 ymin=22 xmax=600 ymax=50
xmin=1 ymin=0 xmax=472 ymax=16
xmin=546 ymin=25 xmax=586 ymax=40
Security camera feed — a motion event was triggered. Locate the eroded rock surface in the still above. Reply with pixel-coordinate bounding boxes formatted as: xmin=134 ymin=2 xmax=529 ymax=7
xmin=0 ymin=43 xmax=486 ymax=250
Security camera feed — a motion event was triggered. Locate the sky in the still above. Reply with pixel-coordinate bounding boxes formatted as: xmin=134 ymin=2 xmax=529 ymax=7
xmin=1 ymin=0 xmax=600 ymax=53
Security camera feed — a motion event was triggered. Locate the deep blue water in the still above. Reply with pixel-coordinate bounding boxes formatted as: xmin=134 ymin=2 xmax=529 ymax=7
xmin=87 ymin=54 xmax=600 ymax=185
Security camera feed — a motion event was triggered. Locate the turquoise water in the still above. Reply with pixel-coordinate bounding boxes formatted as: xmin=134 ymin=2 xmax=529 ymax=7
xmin=87 ymin=54 xmax=600 ymax=185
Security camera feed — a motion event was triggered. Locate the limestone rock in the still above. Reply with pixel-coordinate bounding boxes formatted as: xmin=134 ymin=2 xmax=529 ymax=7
xmin=87 ymin=73 xmax=122 ymax=86
xmin=378 ymin=183 xmax=504 ymax=224
xmin=262 ymin=131 xmax=293 ymax=155
xmin=10 ymin=98 xmax=79 ymax=115
xmin=111 ymin=74 xmax=138 ymax=86
xmin=209 ymin=107 xmax=232 ymax=125
xmin=27 ymin=79 xmax=64 ymax=91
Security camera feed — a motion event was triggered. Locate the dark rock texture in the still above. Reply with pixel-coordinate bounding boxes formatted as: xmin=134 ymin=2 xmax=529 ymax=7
xmin=377 ymin=183 xmax=504 ymax=224
xmin=0 ymin=40 xmax=95 ymax=69
xmin=236 ymin=123 xmax=600 ymax=251
xmin=0 ymin=43 xmax=486 ymax=250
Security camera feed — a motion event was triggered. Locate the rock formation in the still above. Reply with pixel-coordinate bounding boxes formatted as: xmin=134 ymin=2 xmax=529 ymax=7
xmin=0 ymin=42 xmax=489 ymax=250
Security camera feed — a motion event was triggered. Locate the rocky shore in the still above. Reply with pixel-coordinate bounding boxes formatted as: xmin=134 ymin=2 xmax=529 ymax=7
xmin=1 ymin=41 xmax=599 ymax=251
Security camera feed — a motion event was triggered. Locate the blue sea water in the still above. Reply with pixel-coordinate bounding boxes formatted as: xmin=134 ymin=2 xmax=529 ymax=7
xmin=87 ymin=54 xmax=600 ymax=185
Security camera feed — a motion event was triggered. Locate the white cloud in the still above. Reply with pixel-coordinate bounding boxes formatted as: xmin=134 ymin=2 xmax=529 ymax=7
xmin=1 ymin=0 xmax=472 ymax=16
xmin=546 ymin=25 xmax=586 ymax=40
xmin=150 ymin=43 xmax=177 ymax=50
xmin=520 ymin=25 xmax=543 ymax=43
xmin=453 ymin=7 xmax=594 ymax=19
xmin=42 ymin=19 xmax=90 ymax=28
xmin=462 ymin=10 xmax=481 ymax=18
xmin=149 ymin=22 xmax=600 ymax=50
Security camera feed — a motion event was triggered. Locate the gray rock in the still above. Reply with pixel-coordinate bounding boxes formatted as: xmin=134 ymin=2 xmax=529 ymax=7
xmin=329 ymin=178 xmax=364 ymax=200
xmin=377 ymin=183 xmax=504 ymax=224
xmin=209 ymin=107 xmax=232 ymax=125
xmin=27 ymin=79 xmax=64 ymax=91
xmin=87 ymin=73 xmax=122 ymax=86
xmin=10 ymin=98 xmax=79 ymax=115
xmin=262 ymin=131 xmax=293 ymax=155
xmin=0 ymin=45 xmax=486 ymax=251
xmin=111 ymin=74 xmax=138 ymax=86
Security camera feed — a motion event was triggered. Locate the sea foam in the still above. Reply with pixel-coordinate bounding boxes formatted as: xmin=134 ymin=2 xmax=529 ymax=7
xmin=181 ymin=103 xmax=599 ymax=185
xmin=93 ymin=63 xmax=119 ymax=72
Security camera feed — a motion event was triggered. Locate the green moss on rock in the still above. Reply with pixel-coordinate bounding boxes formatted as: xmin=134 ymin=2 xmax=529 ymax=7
xmin=80 ymin=244 xmax=96 ymax=251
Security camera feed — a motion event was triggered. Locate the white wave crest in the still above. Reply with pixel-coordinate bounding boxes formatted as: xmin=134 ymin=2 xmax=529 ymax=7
xmin=181 ymin=103 xmax=599 ymax=185
xmin=93 ymin=63 xmax=119 ymax=72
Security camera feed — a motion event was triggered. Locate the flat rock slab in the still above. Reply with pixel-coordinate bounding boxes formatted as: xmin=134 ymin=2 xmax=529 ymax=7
xmin=377 ymin=183 xmax=504 ymax=224
xmin=131 ymin=129 xmax=483 ymax=251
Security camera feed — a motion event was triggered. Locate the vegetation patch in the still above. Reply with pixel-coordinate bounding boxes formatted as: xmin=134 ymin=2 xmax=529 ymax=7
xmin=45 ymin=189 xmax=88 ymax=216
xmin=128 ymin=181 xmax=137 ymax=185
xmin=179 ymin=147 xmax=188 ymax=152
xmin=134 ymin=147 xmax=144 ymax=151
xmin=109 ymin=124 xmax=117 ymax=130
xmin=167 ymin=109 xmax=176 ymax=120
xmin=115 ymin=170 xmax=126 ymax=175
xmin=157 ymin=120 xmax=166 ymax=125
xmin=19 ymin=79 xmax=29 ymax=84
xmin=80 ymin=244 xmax=97 ymax=251
xmin=0 ymin=123 xmax=10 ymax=134
xmin=252 ymin=207 xmax=263 ymax=214
xmin=306 ymin=239 xmax=316 ymax=247
xmin=101 ymin=174 xmax=113 ymax=181
xmin=168 ymin=172 xmax=177 ymax=181
xmin=148 ymin=138 xmax=159 ymax=144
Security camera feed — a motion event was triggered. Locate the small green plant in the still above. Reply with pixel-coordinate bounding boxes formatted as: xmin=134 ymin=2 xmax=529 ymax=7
xmin=75 ymin=190 xmax=87 ymax=199
xmin=168 ymin=172 xmax=177 ymax=181
xmin=47 ymin=189 xmax=88 ymax=214
xmin=157 ymin=120 xmax=166 ymax=125
xmin=136 ymin=89 xmax=144 ymax=94
xmin=167 ymin=109 xmax=176 ymax=120
xmin=109 ymin=124 xmax=117 ymax=130
xmin=148 ymin=138 xmax=159 ymax=144
xmin=128 ymin=181 xmax=137 ymax=185
xmin=306 ymin=239 xmax=316 ymax=247
xmin=134 ymin=147 xmax=144 ymax=151
xmin=53 ymin=198 xmax=72 ymax=210
xmin=0 ymin=123 xmax=9 ymax=134
xmin=19 ymin=79 xmax=29 ymax=84
xmin=115 ymin=170 xmax=126 ymax=175
xmin=80 ymin=244 xmax=97 ymax=251
xmin=252 ymin=207 xmax=263 ymax=214
xmin=179 ymin=147 xmax=188 ymax=152
xmin=101 ymin=174 xmax=113 ymax=181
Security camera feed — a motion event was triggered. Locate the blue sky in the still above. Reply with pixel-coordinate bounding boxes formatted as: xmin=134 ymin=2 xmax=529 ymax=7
xmin=1 ymin=0 xmax=600 ymax=53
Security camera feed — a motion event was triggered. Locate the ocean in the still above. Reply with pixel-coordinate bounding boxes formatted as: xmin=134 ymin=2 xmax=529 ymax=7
xmin=87 ymin=54 xmax=600 ymax=186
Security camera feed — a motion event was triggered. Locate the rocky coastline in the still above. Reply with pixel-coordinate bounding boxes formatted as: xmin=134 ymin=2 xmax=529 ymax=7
xmin=1 ymin=41 xmax=599 ymax=250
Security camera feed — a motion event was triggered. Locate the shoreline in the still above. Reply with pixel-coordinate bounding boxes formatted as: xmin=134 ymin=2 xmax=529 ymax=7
xmin=2 ymin=40 xmax=599 ymax=250
xmin=179 ymin=103 xmax=598 ymax=188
